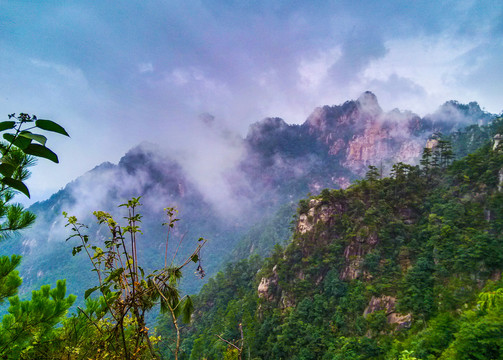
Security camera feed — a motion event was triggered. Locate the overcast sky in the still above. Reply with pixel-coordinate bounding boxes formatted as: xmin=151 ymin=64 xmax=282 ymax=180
xmin=1 ymin=0 xmax=502 ymax=204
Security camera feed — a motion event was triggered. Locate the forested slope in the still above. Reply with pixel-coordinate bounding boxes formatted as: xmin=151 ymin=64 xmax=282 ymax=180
xmin=164 ymin=118 xmax=503 ymax=360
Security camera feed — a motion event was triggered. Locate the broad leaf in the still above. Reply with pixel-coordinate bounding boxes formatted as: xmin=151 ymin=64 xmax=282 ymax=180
xmin=3 ymin=133 xmax=32 ymax=150
xmin=72 ymin=245 xmax=83 ymax=256
xmin=36 ymin=119 xmax=70 ymax=137
xmin=104 ymin=268 xmax=124 ymax=283
xmin=1 ymin=177 xmax=30 ymax=198
xmin=191 ymin=254 xmax=199 ymax=263
xmin=19 ymin=131 xmax=47 ymax=146
xmin=0 ymin=121 xmax=16 ymax=132
xmin=181 ymin=295 xmax=194 ymax=323
xmin=84 ymin=286 xmax=100 ymax=299
xmin=0 ymin=163 xmax=15 ymax=178
xmin=23 ymin=144 xmax=59 ymax=163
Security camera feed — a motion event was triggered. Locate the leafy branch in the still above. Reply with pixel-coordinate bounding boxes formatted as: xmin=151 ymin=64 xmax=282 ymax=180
xmin=65 ymin=197 xmax=207 ymax=359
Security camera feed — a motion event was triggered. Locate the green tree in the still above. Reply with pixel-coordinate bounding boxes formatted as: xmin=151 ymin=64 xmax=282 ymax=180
xmin=365 ymin=165 xmax=381 ymax=182
xmin=398 ymin=256 xmax=436 ymax=320
xmin=0 ymin=113 xmax=73 ymax=359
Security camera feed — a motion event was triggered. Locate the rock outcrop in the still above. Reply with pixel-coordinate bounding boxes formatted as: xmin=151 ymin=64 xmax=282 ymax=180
xmin=306 ymin=91 xmax=428 ymax=176
xmin=341 ymin=231 xmax=379 ymax=281
xmin=297 ymin=199 xmax=379 ymax=281
xmin=297 ymin=199 xmax=333 ymax=234
xmin=364 ymin=295 xmax=412 ymax=329
xmin=258 ymin=276 xmax=276 ymax=301
xmin=494 ymin=134 xmax=502 ymax=151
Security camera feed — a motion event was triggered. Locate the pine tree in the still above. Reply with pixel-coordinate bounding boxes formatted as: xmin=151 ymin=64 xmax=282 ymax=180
xmin=0 ymin=113 xmax=73 ymax=358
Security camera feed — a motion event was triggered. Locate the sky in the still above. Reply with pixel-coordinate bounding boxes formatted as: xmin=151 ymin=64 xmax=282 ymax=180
xmin=1 ymin=0 xmax=502 ymax=204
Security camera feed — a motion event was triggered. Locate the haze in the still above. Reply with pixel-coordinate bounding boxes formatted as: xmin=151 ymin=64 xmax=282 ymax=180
xmin=1 ymin=0 xmax=502 ymax=204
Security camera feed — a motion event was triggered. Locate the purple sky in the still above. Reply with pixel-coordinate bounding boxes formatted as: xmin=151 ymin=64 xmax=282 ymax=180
xmin=1 ymin=0 xmax=502 ymax=204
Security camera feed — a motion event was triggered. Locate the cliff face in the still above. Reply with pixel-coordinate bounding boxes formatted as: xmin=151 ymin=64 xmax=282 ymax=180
xmin=306 ymin=92 xmax=428 ymax=176
xmin=168 ymin=118 xmax=503 ymax=360
xmin=243 ymin=91 xmax=490 ymax=201
xmin=260 ymin=194 xmax=381 ymax=299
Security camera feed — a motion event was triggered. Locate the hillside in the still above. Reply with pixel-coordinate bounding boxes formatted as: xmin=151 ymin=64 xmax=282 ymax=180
xmin=168 ymin=118 xmax=503 ymax=359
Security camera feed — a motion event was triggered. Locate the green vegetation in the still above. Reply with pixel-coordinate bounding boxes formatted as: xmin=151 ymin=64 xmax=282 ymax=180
xmin=61 ymin=199 xmax=206 ymax=359
xmin=163 ymin=120 xmax=503 ymax=359
xmin=0 ymin=113 xmax=75 ymax=359
xmin=0 ymin=112 xmax=209 ymax=358
xmin=1 ymin=112 xmax=503 ymax=358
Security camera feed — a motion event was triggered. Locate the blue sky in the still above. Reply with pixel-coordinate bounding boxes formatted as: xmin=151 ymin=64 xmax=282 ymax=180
xmin=1 ymin=0 xmax=502 ymax=203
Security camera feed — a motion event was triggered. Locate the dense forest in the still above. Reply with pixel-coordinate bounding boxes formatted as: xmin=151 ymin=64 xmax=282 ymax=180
xmin=159 ymin=119 xmax=503 ymax=359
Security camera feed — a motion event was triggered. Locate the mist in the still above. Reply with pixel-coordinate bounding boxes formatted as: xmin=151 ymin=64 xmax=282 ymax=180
xmin=2 ymin=1 xmax=503 ymax=205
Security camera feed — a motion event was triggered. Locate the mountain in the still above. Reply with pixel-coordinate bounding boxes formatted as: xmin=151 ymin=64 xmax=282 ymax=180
xmin=240 ymin=92 xmax=492 ymax=202
xmin=16 ymin=144 xmax=239 ymax=296
xmin=6 ymin=92 xmax=497 ymax=302
xmin=170 ymin=119 xmax=503 ymax=359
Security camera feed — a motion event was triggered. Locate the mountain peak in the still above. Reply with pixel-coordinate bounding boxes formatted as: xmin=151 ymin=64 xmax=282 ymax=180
xmin=246 ymin=117 xmax=289 ymax=142
xmin=357 ymin=91 xmax=382 ymax=115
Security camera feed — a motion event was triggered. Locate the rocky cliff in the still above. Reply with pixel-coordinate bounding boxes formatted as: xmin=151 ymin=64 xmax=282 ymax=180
xmin=242 ymin=91 xmax=493 ymax=202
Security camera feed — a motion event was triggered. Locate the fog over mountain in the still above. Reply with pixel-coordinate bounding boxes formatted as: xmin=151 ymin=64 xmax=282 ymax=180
xmin=3 ymin=1 xmax=503 ymax=206
xmin=12 ymin=92 xmax=497 ymax=298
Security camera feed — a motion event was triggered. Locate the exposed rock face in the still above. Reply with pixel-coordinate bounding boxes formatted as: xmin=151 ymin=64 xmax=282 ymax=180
xmin=297 ymin=199 xmax=379 ymax=281
xmin=297 ymin=199 xmax=333 ymax=234
xmin=241 ymin=91 xmax=490 ymax=208
xmin=341 ymin=231 xmax=379 ymax=281
xmin=494 ymin=134 xmax=502 ymax=151
xmin=328 ymin=138 xmax=346 ymax=156
xmin=364 ymin=295 xmax=412 ymax=329
xmin=258 ymin=266 xmax=279 ymax=301
xmin=305 ymin=91 xmax=428 ymax=176
xmin=258 ymin=277 xmax=275 ymax=301
xmin=344 ymin=120 xmax=391 ymax=173
xmin=258 ymin=265 xmax=297 ymax=308
xmin=280 ymin=292 xmax=296 ymax=308
xmin=294 ymin=199 xmax=413 ymax=324
xmin=251 ymin=93 xmax=495 ymax=311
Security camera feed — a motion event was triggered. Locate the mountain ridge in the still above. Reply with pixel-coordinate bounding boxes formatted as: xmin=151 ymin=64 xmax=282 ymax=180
xmin=9 ymin=92 xmax=498 ymax=301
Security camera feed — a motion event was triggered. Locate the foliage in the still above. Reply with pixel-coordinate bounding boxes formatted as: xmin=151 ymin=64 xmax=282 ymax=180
xmin=0 ymin=113 xmax=502 ymax=357
xmin=63 ymin=197 xmax=207 ymax=359
xmin=0 ymin=113 xmax=73 ymax=359
xmin=0 ymin=280 xmax=75 ymax=359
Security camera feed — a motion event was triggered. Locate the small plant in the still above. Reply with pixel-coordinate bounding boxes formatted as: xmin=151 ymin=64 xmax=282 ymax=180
xmin=64 ymin=197 xmax=207 ymax=359
xmin=398 ymin=350 xmax=420 ymax=360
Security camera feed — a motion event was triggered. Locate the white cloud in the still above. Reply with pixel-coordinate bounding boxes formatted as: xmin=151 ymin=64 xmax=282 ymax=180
xmin=297 ymin=47 xmax=342 ymax=91
xmin=361 ymin=35 xmax=483 ymax=113
xmin=2 ymin=0 xmax=503 ymax=207
xmin=30 ymin=59 xmax=89 ymax=87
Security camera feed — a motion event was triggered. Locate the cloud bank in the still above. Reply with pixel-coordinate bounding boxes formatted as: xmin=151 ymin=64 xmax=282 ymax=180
xmin=1 ymin=0 xmax=502 ymax=203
